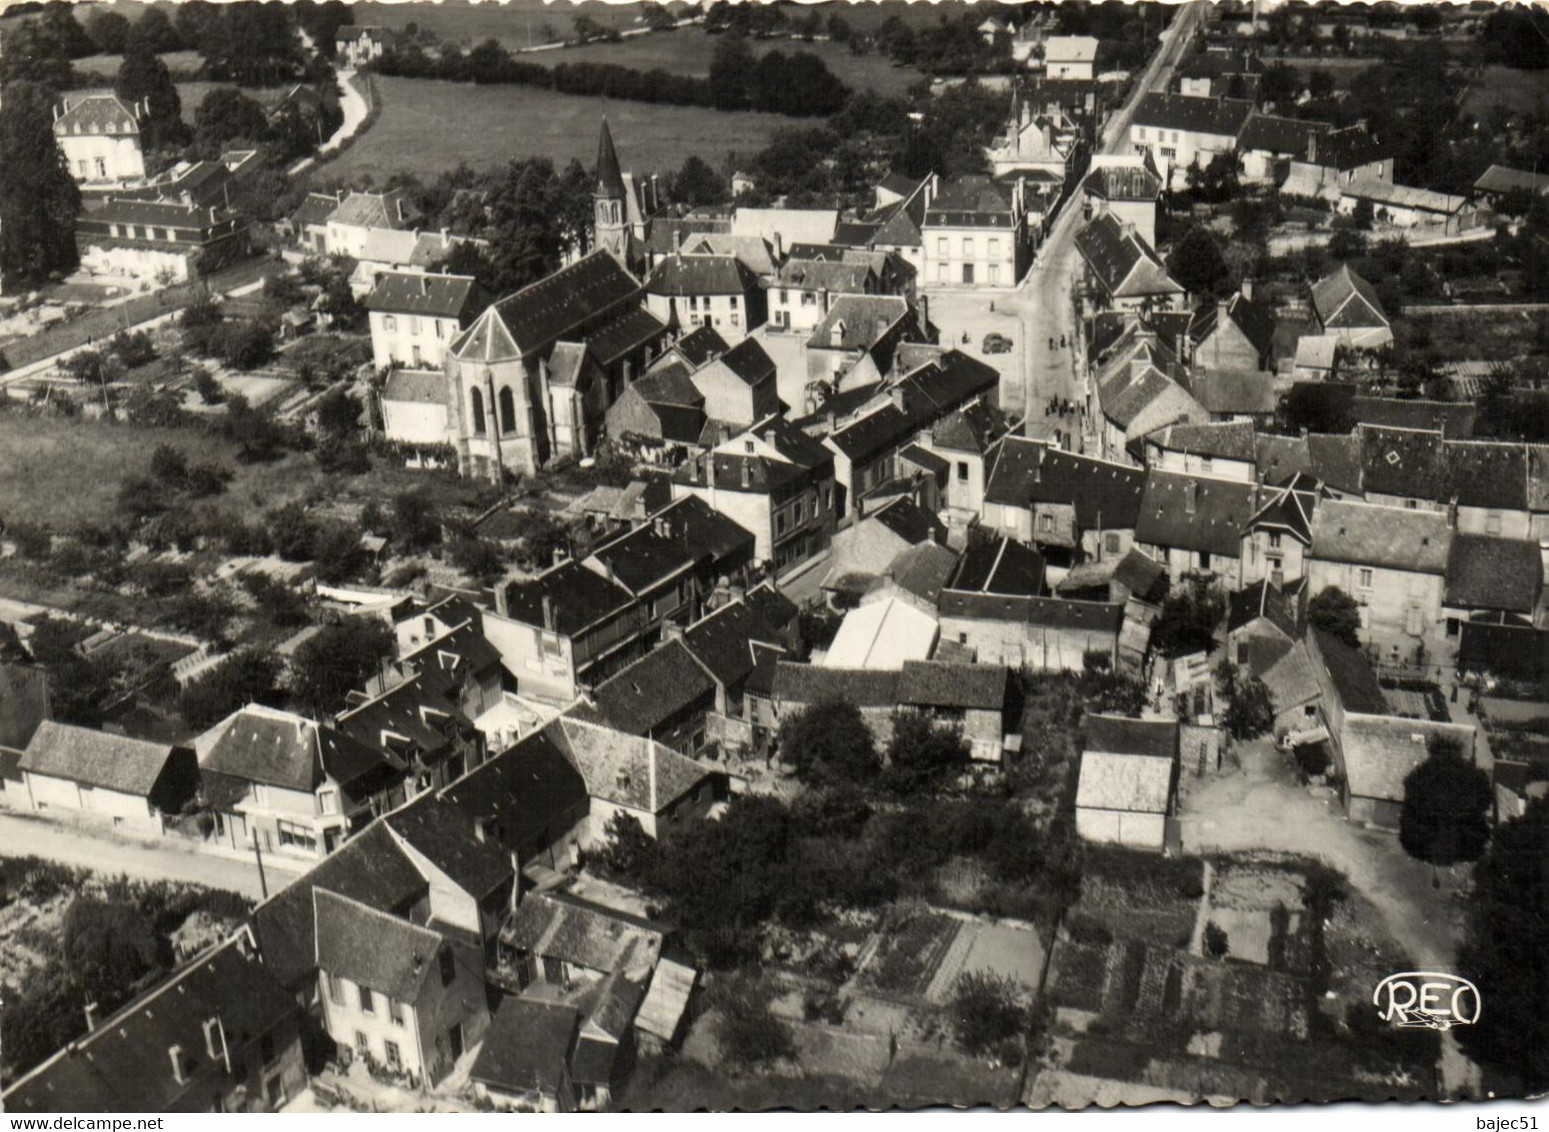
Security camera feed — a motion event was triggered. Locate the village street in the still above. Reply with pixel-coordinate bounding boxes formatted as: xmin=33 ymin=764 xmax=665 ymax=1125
xmin=0 ymin=810 xmax=303 ymax=900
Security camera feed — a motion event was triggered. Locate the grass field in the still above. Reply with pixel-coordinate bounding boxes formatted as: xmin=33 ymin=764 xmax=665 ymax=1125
xmin=528 ymin=27 xmax=924 ymax=97
xmin=317 ymin=75 xmax=793 ymax=183
xmin=1462 ymin=65 xmax=1549 ymax=118
xmin=71 ymin=49 xmax=203 ymax=79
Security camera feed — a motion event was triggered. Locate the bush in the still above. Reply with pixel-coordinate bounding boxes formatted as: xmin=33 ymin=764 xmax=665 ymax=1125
xmin=950 ymin=969 xmax=1033 ymax=1061
xmin=713 ymin=975 xmax=797 ymax=1072
xmin=177 ymin=648 xmax=284 ymax=729
xmin=777 ymin=699 xmax=879 ymax=787
xmin=1203 ymin=921 xmax=1230 ymax=959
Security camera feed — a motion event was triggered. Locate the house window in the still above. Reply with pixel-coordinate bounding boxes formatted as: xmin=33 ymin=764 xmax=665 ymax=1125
xmin=327 ymin=972 xmax=345 ymax=1004
xmin=988 ymin=264 xmax=1000 ymax=283
xmin=1358 ymin=568 xmax=1374 ymax=589
xmin=688 ymin=295 xmax=699 ymax=311
xmin=1038 ymin=514 xmax=1053 ymax=532
xmin=1200 ymin=457 xmax=1213 ymax=473
xmin=776 ymin=513 xmax=788 ymax=535
xmin=937 ymin=238 xmax=949 ymax=257
xmin=360 ymin=985 xmax=375 ymax=1015
xmin=1486 ymin=512 xmax=1502 ymax=536
xmin=1269 ymin=532 xmax=1282 ymax=550
xmin=384 ymin=1040 xmax=402 ymax=1072
xmin=410 ymin=317 xmax=421 ymax=335
xmin=962 ymin=237 xmax=975 ymax=258
xmin=794 ymin=500 xmax=804 ymax=523
xmin=499 ymin=386 xmax=517 ymax=433
xmin=823 ymin=487 xmax=833 ymax=510
xmin=95 ymin=157 xmax=106 ymax=179
xmin=729 ymin=295 xmax=739 ymax=310
xmin=383 ymin=315 xmax=397 ymax=332
xmin=435 ymin=321 xmax=444 ymax=339
xmin=1104 ymin=533 xmax=1120 ymax=555
xmin=277 ymin=821 xmax=316 ymax=852
xmin=1199 ymin=551 xmax=1212 ymax=570
xmin=439 ymin=947 xmax=456 ymax=987
xmin=731 ymin=312 xmax=740 ymax=327
xmin=938 ymin=264 xmax=950 ymax=282
xmin=779 ymin=289 xmax=789 ymax=304
xmin=988 ymin=238 xmax=1000 ymax=257
xmin=1137 ymin=127 xmax=1146 ymax=139
xmin=355 ymin=1032 xmax=370 ymax=1058
xmin=957 ymin=461 xmax=969 ymax=482
xmin=801 ymin=292 xmax=815 ymax=306
xmin=319 ymin=789 xmax=337 ymax=814
xmin=470 ymin=387 xmax=486 ymax=436
xmin=1446 ymin=617 xmax=1460 ymax=638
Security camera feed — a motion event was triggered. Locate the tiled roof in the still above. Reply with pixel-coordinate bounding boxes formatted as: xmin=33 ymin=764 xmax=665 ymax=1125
xmin=1352 ymin=398 xmax=1476 ymax=438
xmin=1342 ymin=716 xmax=1475 ymax=803
xmin=470 ymin=998 xmax=579 ymax=1098
xmin=1310 ymin=499 xmax=1452 ymax=574
xmin=713 ymin=338 xmax=776 ymax=386
xmin=382 ymin=792 xmax=513 ymax=899
xmin=1307 ymin=124 xmax=1387 ymax=172
xmin=1227 ymin=580 xmax=1299 ymax=638
xmin=88 ymin=197 xmax=236 ymax=231
xmin=586 ymin=522 xmax=695 ymax=596
xmin=440 ymin=727 xmax=589 ymax=857
xmin=652 ymin=493 xmax=758 ymax=565
xmin=1135 ymin=471 xmax=1260 ymax=558
xmin=1082 ymin=161 xmax=1164 ymax=202
xmin=1306 ymin=433 xmax=1363 ymax=493
xmin=1075 ymin=214 xmax=1183 ymax=299
xmin=1255 ymin=433 xmax=1311 ymax=485
xmin=0 ymin=664 xmax=48 ymax=752
xmin=937 ymin=592 xmax=1124 ymax=633
xmin=1446 ymin=535 xmax=1542 ymax=613
xmin=776 ymin=258 xmax=875 ymax=293
xmin=452 ymin=250 xmax=641 ymax=361
xmin=585 ymin=639 xmax=716 ymax=736
xmin=292 ymin=191 xmax=343 ymax=228
xmin=870 ymin=497 xmax=948 ymax=546
xmin=1475 ymin=164 xmax=1549 ymax=196
xmin=771 ymin=662 xmax=901 ymax=708
xmin=1077 ymin=751 xmax=1174 ymax=813
xmin=985 ymin=438 xmax=1146 ymax=530
xmin=1149 ymin=420 xmax=1257 ymax=463
xmin=1133 ymin=93 xmax=1253 ymax=137
xmin=582 ymin=304 xmax=668 ymax=366
xmin=636 ymin=958 xmax=696 ymax=1042
xmin=327 ymin=189 xmax=419 ymax=230
xmin=807 ymin=295 xmax=911 ymax=351
xmin=1238 ymin=112 xmax=1329 ymax=155
xmin=551 ymin=717 xmax=714 ymax=813
xmin=924 ymin=175 xmax=1018 ymax=229
xmin=1189 ymin=292 xmax=1276 ymax=360
xmin=199 ymin=704 xmax=389 ymax=793
xmin=1311 ymin=264 xmax=1388 ymax=329
xmin=682 ymin=590 xmax=792 ymax=688
xmin=1182 ymin=369 xmax=1280 ymax=417
xmin=365 ymin=271 xmax=487 ymax=320
xmin=1111 ymin=547 xmax=1168 ymax=602
xmin=669 ymin=325 xmax=729 ymax=368
xmin=898 ymin=660 xmax=1007 ymax=710
xmin=313 ymin=888 xmax=445 ymax=1002
xmin=381 ymin=368 xmax=446 ymax=404
xmin=887 ymin=541 xmax=960 ymax=605
xmin=502 ymin=889 xmax=665 ymax=974
xmin=646 ymin=253 xmax=758 ymax=296
xmin=634 ymin=365 xmax=703 ymax=408
xmin=19 ymin=721 xmax=179 ymax=796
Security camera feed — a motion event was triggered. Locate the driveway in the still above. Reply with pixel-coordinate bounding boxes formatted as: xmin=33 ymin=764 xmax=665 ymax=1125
xmin=1176 ymin=740 xmax=1482 ymax=1098
xmin=0 ymin=810 xmax=303 ymax=900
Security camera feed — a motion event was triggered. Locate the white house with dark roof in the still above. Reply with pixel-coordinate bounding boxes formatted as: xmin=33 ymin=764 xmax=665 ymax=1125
xmin=335 ymin=25 xmax=397 ymax=68
xmin=1075 ymin=715 xmax=1179 ymax=850
xmin=366 ymin=272 xmax=490 ymax=373
xmin=983 ymin=436 xmax=1147 ymax=562
xmin=644 ymin=253 xmax=765 ymax=344
xmin=1188 ymin=288 xmax=1276 ymax=373
xmin=1128 ymin=93 xmax=1253 ymax=189
xmin=76 ymin=197 xmax=251 ymax=285
xmin=1307 ymin=499 xmax=1453 ymax=663
xmin=1080 ymin=153 xmax=1164 ymax=247
xmin=323 ymin=190 xmax=422 ymax=258
xmin=1144 ymin=420 xmax=1259 ymax=483
xmin=53 ymin=94 xmax=144 ymax=183
xmin=1237 ymin=113 xmax=1330 ymax=184
xmin=804 ymin=293 xmax=927 ymax=389
xmin=547 ymin=716 xmax=721 ymax=842
xmin=922 ymin=175 xmax=1030 ymax=288
xmin=1281 ymin=125 xmax=1392 ymax=202
xmin=18 ymin=721 xmax=197 ymax=834
xmin=1041 ymin=35 xmax=1099 ymax=80
xmin=1310 ymin=264 xmax=1391 ymax=349
xmin=1134 ymin=470 xmax=1262 ymax=588
xmin=1074 ymin=214 xmax=1187 ymax=313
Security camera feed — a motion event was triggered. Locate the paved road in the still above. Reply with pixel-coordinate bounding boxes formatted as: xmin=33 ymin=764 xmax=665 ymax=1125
xmin=1005 ymin=1 xmax=1206 ymax=449
xmin=0 ymin=811 xmax=303 ymax=900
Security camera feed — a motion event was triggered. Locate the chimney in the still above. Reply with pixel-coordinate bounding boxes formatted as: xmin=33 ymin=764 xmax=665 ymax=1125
xmin=918 ymin=294 xmax=929 ymax=331
xmin=84 ymin=1001 xmax=100 ymax=1032
xmin=773 ymin=232 xmax=784 ymax=262
xmin=541 ymin=593 xmax=556 ymax=632
xmin=663 ymin=621 xmax=685 ymax=642
xmin=889 ymin=384 xmax=908 ymax=413
xmin=472 ymin=817 xmax=486 ymax=844
xmin=419 ymin=275 xmax=429 ymax=296
xmin=1447 ymin=496 xmax=1459 ymax=529
xmin=1185 ymin=479 xmax=1198 ymax=515
xmin=1216 ymin=299 xmax=1230 ymax=332
xmin=740 ymin=461 xmax=751 ymax=489
xmin=1240 ymin=279 xmax=1253 ymax=302
xmin=1307 ymin=132 xmax=1318 ymax=165
xmin=168 ymin=1045 xmax=186 ymax=1085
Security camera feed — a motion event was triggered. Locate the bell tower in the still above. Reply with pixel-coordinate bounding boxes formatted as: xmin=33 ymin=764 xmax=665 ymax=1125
xmin=593 ymin=117 xmax=628 ymax=259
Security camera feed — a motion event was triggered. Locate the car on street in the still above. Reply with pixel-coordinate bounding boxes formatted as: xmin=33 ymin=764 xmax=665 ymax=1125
xmin=982 ymin=333 xmax=1013 ymax=354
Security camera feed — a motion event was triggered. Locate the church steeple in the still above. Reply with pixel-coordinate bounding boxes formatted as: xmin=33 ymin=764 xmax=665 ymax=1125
xmin=593 ymin=117 xmax=627 ymax=258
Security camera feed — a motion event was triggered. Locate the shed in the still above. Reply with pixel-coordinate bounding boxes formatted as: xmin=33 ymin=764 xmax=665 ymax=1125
xmin=18 ymin=721 xmax=197 ymax=833
xmin=1073 ymin=715 xmax=1179 ymax=851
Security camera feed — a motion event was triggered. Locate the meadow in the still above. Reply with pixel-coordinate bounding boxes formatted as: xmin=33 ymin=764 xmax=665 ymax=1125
xmin=316 ymin=75 xmax=795 ymax=182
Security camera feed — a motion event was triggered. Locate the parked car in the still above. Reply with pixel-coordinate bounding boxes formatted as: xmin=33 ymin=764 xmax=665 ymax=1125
xmin=982 ymin=333 xmax=1013 ymax=354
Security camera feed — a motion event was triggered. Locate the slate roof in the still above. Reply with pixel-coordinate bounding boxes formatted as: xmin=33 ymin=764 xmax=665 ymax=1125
xmin=923 ymin=175 xmax=1018 ymax=229
xmin=470 ymin=998 xmax=579 ymax=1098
xmin=898 ymin=660 xmax=1008 ymax=711
xmin=1104 ymin=365 xmax=1190 ymax=427
xmin=1189 ymin=293 xmax=1276 ymax=360
xmin=440 ymin=727 xmax=589 ymax=857
xmin=452 ymin=251 xmax=640 ymax=361
xmin=1307 ymin=125 xmax=1387 ymax=172
xmin=1075 ymin=214 xmax=1184 ymax=300
xmin=54 ymin=94 xmax=139 ymax=136
xmin=551 ymin=717 xmax=714 ymax=813
xmin=1082 ymin=161 xmax=1164 ymax=203
xmin=1353 ymin=398 xmax=1476 ymax=437
xmin=1112 ymin=547 xmax=1168 ymax=603
xmin=1227 ymin=580 xmax=1300 ymax=638
xmin=985 ymin=438 xmax=1146 ymax=530
xmin=673 ymin=415 xmax=833 ymax=495
xmin=1133 ymin=93 xmax=1253 ymax=137
xmin=365 ymin=272 xmax=487 ymax=320
xmin=85 ymin=197 xmax=238 ymax=232
xmin=586 ymin=639 xmax=716 ymax=737
xmin=0 ymin=664 xmax=48 ymax=752
xmin=651 ymin=493 xmax=758 ymax=566
xmin=670 ymin=326 xmax=729 ymax=368
xmin=1475 ymin=165 xmax=1549 ymax=196
xmin=1306 ymin=433 xmax=1363 ymax=494
xmin=500 ymin=561 xmax=635 ymax=636
xmin=1312 ymin=629 xmax=1388 ymax=715
xmin=1309 ymin=499 xmax=1452 ymax=574
xmin=1446 ymin=535 xmax=1542 ymax=613
xmin=708 ymin=339 xmax=775 ymax=388
xmin=646 ymin=254 xmax=758 ymax=296
xmin=1255 ymin=434 xmax=1312 ymax=485
xmin=682 ymin=590 xmax=792 ymax=688
xmin=291 ymin=191 xmax=342 ymax=229
xmin=1135 ymin=472 xmax=1260 ymax=558
xmin=200 ymin=705 xmax=389 ymax=794
xmin=887 ymin=541 xmax=960 ymax=606
xmin=1182 ymin=369 xmax=1281 ymax=416
xmin=871 ymin=497 xmax=948 ymax=546
xmin=1 ymin=933 xmax=297 ymax=1114
xmin=585 ymin=524 xmax=695 ymax=597
xmin=949 ymin=536 xmax=1047 ymax=597
xmin=314 ymin=888 xmax=445 ymax=1002
xmin=771 ymin=662 xmax=901 ymax=708
xmin=1342 ymin=717 xmax=1475 ymax=803
xmin=1086 ymin=714 xmax=1180 ymax=760
xmin=19 ymin=721 xmax=179 ymax=796
xmin=776 ymin=258 xmax=876 ymax=293
xmin=1238 ymin=112 xmax=1329 ymax=155
xmin=937 ymin=593 xmax=1124 ymax=633
xmin=1246 ymin=481 xmax=1315 ymax=543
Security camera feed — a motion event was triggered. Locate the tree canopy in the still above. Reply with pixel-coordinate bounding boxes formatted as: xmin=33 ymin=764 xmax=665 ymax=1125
xmin=114 ymin=37 xmax=190 ymax=152
xmin=290 ymin=618 xmax=394 ymax=713
xmin=881 ymin=711 xmax=971 ymax=795
xmin=1398 ymin=734 xmax=1493 ymax=866
xmin=1308 ymin=587 xmax=1363 ymax=649
xmin=777 ymin=698 xmax=880 ymax=787
xmin=0 ymin=81 xmax=81 ymax=289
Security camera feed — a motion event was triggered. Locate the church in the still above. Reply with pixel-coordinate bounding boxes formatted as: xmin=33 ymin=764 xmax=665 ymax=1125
xmin=443 ymin=121 xmax=668 ymax=482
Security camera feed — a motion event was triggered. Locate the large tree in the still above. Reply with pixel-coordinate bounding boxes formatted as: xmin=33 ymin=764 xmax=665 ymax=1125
xmin=1166 ymin=225 xmax=1232 ymax=298
xmin=881 ymin=711 xmax=970 ymax=796
xmin=1455 ymin=798 xmax=1549 ymax=1093
xmin=115 ymin=37 xmax=189 ymax=151
xmin=777 ymin=698 xmax=879 ymax=787
xmin=130 ymin=7 xmax=184 ymax=54
xmin=0 ymin=81 xmax=81 ymax=289
xmin=289 ymin=618 xmax=394 ymax=713
xmin=1308 ymin=586 xmax=1363 ymax=649
xmin=195 ymin=86 xmax=272 ymax=147
xmin=1398 ymin=734 xmax=1493 ymax=866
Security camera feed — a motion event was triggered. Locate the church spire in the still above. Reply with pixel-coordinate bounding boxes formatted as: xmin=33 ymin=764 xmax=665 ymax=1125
xmin=594 ymin=117 xmax=626 ymax=202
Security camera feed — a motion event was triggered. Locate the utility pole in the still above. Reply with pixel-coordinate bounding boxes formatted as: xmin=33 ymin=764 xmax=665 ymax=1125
xmin=252 ymin=829 xmax=270 ymax=899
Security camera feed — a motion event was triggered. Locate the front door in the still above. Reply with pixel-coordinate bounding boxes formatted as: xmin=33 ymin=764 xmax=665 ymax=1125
xmin=962 ymin=264 xmax=975 ymax=284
